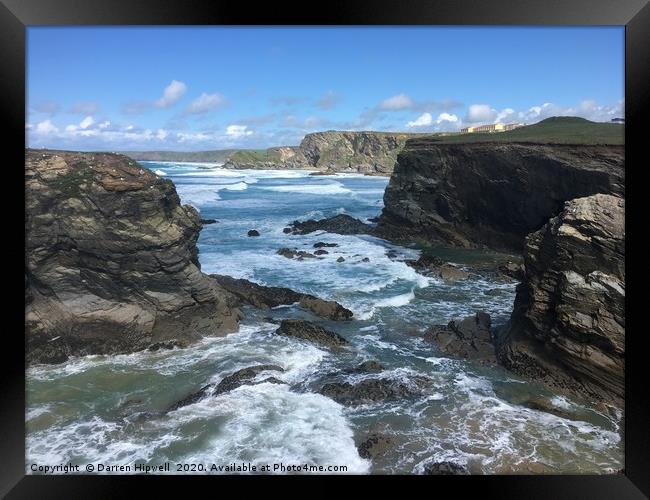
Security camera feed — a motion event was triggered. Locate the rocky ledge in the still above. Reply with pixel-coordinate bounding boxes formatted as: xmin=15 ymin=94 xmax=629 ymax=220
xmin=25 ymin=150 xmax=241 ymax=364
xmin=211 ymin=274 xmax=353 ymax=320
xmin=496 ymin=194 xmax=625 ymax=406
xmin=424 ymin=312 xmax=495 ymax=365
xmin=378 ymin=140 xmax=624 ymax=252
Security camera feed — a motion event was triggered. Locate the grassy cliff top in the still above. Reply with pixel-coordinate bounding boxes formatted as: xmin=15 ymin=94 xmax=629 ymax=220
xmin=429 ymin=117 xmax=624 ymax=145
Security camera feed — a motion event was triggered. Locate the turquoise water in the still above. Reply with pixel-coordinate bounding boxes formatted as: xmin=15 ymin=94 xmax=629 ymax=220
xmin=26 ymin=162 xmax=623 ymax=474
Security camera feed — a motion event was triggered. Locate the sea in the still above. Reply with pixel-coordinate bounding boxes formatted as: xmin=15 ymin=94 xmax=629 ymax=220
xmin=26 ymin=161 xmax=623 ymax=475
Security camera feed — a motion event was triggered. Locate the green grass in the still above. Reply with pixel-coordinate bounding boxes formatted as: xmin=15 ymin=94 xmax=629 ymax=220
xmin=228 ymin=149 xmax=282 ymax=163
xmin=430 ymin=117 xmax=624 ymax=145
xmin=50 ymin=163 xmax=95 ymax=198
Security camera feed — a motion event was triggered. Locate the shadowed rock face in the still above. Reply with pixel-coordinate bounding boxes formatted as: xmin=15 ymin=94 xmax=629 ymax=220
xmin=288 ymin=214 xmax=374 ymax=236
xmin=497 ymin=194 xmax=625 ymax=406
xmin=378 ymin=141 xmax=624 ymax=252
xmin=25 ymin=149 xmax=241 ymax=364
xmin=275 ymin=319 xmax=349 ymax=349
xmin=424 ymin=312 xmax=495 ymax=364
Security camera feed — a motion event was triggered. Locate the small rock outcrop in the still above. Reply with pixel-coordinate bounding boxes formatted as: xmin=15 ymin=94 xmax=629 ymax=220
xmin=423 ymin=462 xmax=470 ymax=475
xmin=319 ymin=378 xmax=419 ymax=406
xmin=497 ymin=194 xmax=625 ymax=406
xmin=167 ymin=364 xmax=285 ymax=412
xmin=276 ymin=248 xmax=317 ymax=260
xmin=247 ymin=229 xmax=260 ymax=237
xmin=423 ymin=312 xmax=495 ymax=364
xmin=25 ymin=150 xmax=241 ymax=364
xmin=211 ymin=275 xmax=353 ymax=320
xmin=288 ymin=214 xmax=374 ymax=236
xmin=275 ymin=319 xmax=349 ymax=349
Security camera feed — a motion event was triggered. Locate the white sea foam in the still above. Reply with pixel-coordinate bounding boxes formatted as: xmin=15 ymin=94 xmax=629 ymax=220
xmin=261 ymin=182 xmax=352 ymax=195
xmin=154 ymin=170 xmax=167 ymax=176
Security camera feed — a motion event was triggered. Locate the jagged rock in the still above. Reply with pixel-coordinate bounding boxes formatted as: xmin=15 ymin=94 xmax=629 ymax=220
xmin=147 ymin=340 xmax=187 ymax=352
xmin=298 ymin=296 xmax=353 ymax=321
xmin=437 ymin=264 xmax=469 ymax=281
xmin=282 ymin=227 xmax=292 ymax=234
xmin=25 ymin=150 xmax=241 ymax=364
xmin=288 ymin=214 xmax=373 ymax=235
xmin=319 ymin=378 xmax=418 ymax=406
xmin=211 ymin=275 xmax=353 ymax=320
xmin=276 ymin=247 xmax=316 ymax=259
xmin=357 ymin=433 xmax=393 ymax=459
xmin=498 ymin=261 xmax=525 ymax=281
xmin=337 ymin=257 xmax=346 ymax=263
xmin=314 ymin=242 xmax=338 ymax=248
xmin=378 ymin=138 xmax=624 ymax=252
xmin=275 ymin=319 xmax=349 ymax=349
xmin=213 ymin=365 xmax=285 ymax=396
xmin=200 ymin=218 xmax=218 ymax=225
xmin=423 ymin=312 xmax=495 ymax=364
xmin=247 ymin=229 xmax=260 ymax=237
xmin=355 ymin=360 xmax=385 ymax=373
xmin=423 ymin=462 xmax=470 ymax=475
xmin=497 ymin=194 xmax=625 ymax=406
xmin=166 ymin=365 xmax=285 ymax=412
xmin=361 ymin=257 xmax=370 ymax=262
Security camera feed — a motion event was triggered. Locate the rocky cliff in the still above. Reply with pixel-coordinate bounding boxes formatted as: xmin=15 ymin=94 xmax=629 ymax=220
xmin=496 ymin=194 xmax=625 ymax=406
xmin=25 ymin=149 xmax=241 ymax=364
xmin=222 ymin=131 xmax=426 ymax=175
xmin=378 ymin=140 xmax=624 ymax=252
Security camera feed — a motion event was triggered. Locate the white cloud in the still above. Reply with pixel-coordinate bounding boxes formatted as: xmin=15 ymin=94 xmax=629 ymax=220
xmin=35 ymin=120 xmax=58 ymax=135
xmin=186 ymin=92 xmax=226 ymax=114
xmin=406 ymin=112 xmax=433 ymax=128
xmin=466 ymin=104 xmax=497 ymax=123
xmin=98 ymin=120 xmax=111 ymax=129
xmin=436 ymin=113 xmax=459 ymax=124
xmin=71 ymin=101 xmax=100 ymax=115
xmin=379 ymin=93 xmax=414 ymax=110
xmin=79 ymin=116 xmax=95 ymax=129
xmin=155 ymin=80 xmax=187 ymax=108
xmin=156 ymin=129 xmax=168 ymax=140
xmin=226 ymin=124 xmax=253 ymax=138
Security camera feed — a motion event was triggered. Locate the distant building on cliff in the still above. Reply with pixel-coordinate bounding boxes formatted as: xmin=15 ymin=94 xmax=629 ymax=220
xmin=460 ymin=122 xmax=524 ymax=134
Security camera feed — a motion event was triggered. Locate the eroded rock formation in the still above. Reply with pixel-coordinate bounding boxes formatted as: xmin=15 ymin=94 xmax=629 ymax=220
xmin=25 ymin=150 xmax=241 ymax=364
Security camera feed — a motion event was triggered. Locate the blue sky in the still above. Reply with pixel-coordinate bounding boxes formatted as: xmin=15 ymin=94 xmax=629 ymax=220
xmin=26 ymin=26 xmax=624 ymax=151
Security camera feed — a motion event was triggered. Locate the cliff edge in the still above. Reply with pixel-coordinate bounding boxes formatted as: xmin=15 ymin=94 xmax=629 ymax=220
xmin=496 ymin=194 xmax=625 ymax=406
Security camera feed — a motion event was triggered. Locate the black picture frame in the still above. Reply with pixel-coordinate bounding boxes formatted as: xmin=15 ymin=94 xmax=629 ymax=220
xmin=3 ymin=0 xmax=649 ymax=497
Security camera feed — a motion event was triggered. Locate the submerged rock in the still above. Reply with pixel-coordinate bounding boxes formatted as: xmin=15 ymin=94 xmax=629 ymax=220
xmin=424 ymin=312 xmax=495 ymax=364
xmin=213 ymin=365 xmax=285 ymax=396
xmin=423 ymin=462 xmax=470 ymax=475
xmin=200 ymin=218 xmax=218 ymax=225
xmin=337 ymin=257 xmax=346 ymax=263
xmin=275 ymin=319 xmax=349 ymax=349
xmin=314 ymin=249 xmax=329 ymax=255
xmin=319 ymin=378 xmax=417 ymax=406
xmin=211 ymin=275 xmax=353 ymax=320
xmin=166 ymin=365 xmax=285 ymax=412
xmin=314 ymin=242 xmax=339 ymax=248
xmin=25 ymin=150 xmax=241 ymax=365
xmin=357 ymin=433 xmax=393 ymax=459
xmin=288 ymin=214 xmax=373 ymax=235
xmin=276 ymin=247 xmax=316 ymax=259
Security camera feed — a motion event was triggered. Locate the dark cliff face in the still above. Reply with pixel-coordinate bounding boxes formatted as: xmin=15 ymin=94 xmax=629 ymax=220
xmin=378 ymin=140 xmax=624 ymax=252
xmin=25 ymin=150 xmax=241 ymax=364
xmin=497 ymin=194 xmax=625 ymax=406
